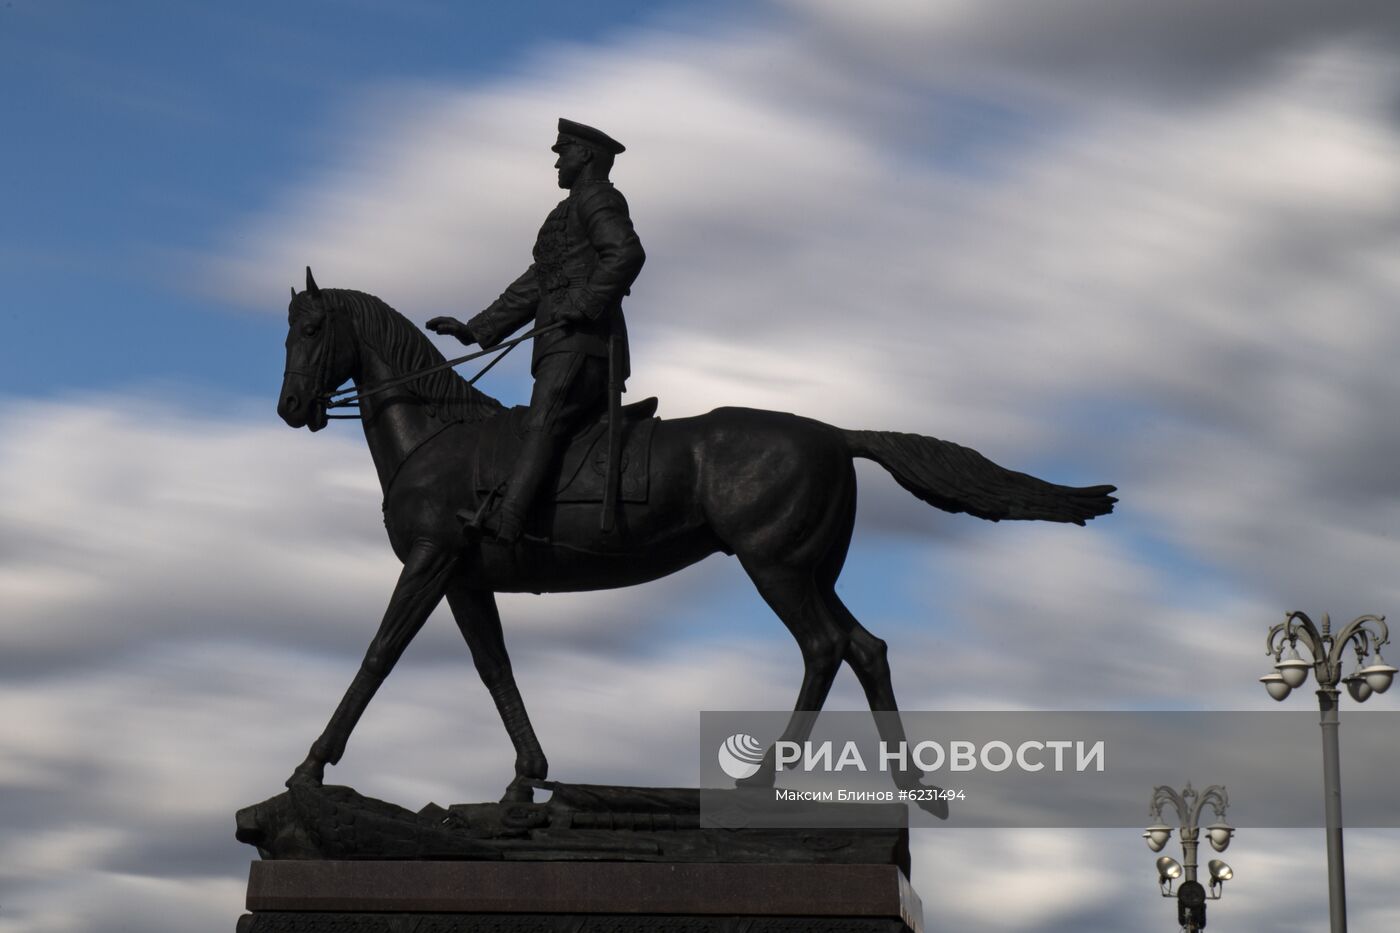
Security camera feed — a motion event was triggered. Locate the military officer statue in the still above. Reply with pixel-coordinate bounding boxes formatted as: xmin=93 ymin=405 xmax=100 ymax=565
xmin=427 ymin=118 xmax=645 ymax=543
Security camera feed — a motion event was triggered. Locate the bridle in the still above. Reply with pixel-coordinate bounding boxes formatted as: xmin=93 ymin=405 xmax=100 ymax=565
xmin=285 ymin=285 xmax=567 ymax=422
xmin=316 ymin=320 xmax=568 ymax=417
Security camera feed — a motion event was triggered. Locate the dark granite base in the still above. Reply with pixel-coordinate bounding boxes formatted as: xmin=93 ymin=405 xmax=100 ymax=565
xmin=239 ymin=861 xmax=921 ymax=933
xmin=236 ymin=784 xmax=909 ymax=872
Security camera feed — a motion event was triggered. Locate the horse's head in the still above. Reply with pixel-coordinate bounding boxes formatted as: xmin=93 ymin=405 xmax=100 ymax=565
xmin=279 ymin=267 xmax=356 ymax=432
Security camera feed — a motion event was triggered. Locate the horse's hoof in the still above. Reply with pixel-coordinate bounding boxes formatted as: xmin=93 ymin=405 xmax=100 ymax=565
xmin=735 ymin=765 xmax=776 ymax=789
xmin=893 ymin=771 xmax=950 ymax=821
xmin=286 ymin=762 xmax=325 ymax=789
xmin=500 ymin=778 xmax=534 ymax=804
xmin=907 ymin=788 xmax=949 ymax=820
xmin=734 ymin=745 xmax=778 ymax=788
xmin=920 ymin=796 xmax=950 ymax=821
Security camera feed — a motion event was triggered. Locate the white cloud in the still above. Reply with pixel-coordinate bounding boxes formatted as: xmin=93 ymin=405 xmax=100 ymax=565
xmin=777 ymin=0 xmax=1400 ymax=103
xmin=912 ymin=827 xmax=1400 ymax=932
xmin=891 ymin=527 xmax=1271 ymax=710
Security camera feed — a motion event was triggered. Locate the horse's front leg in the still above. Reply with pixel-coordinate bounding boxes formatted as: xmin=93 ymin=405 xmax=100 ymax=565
xmin=444 ymin=577 xmax=548 ymax=803
xmin=288 ymin=537 xmax=457 ymax=787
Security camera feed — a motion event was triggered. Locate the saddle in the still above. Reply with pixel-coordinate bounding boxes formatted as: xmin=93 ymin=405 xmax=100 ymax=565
xmin=472 ymin=396 xmax=659 ymax=505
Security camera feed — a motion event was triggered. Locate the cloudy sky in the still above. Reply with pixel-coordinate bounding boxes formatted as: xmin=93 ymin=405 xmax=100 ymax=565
xmin=4 ymin=1 xmax=1400 ymax=930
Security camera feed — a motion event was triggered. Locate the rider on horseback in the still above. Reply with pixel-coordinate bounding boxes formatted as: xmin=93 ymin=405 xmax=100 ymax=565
xmin=427 ymin=118 xmax=645 ymax=543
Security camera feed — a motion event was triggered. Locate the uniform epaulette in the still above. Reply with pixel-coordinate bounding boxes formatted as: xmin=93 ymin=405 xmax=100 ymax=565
xmin=576 ymin=183 xmax=627 ymax=217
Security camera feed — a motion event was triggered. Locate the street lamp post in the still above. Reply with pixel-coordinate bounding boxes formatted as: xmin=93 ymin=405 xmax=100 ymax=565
xmin=1260 ymin=610 xmax=1396 ymax=933
xmin=1143 ymin=782 xmax=1234 ymax=932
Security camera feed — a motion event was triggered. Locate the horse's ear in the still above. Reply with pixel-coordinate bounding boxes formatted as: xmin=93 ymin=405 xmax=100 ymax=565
xmin=306 ymin=266 xmax=321 ymax=298
xmin=290 ymin=286 xmax=296 ymax=300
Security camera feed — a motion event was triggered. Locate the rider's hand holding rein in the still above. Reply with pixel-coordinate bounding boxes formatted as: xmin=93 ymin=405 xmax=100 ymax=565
xmin=426 ymin=316 xmax=477 ymax=345
xmin=553 ymin=297 xmax=590 ymax=324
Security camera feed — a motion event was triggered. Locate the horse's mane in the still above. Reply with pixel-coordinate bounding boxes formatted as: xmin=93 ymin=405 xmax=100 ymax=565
xmin=329 ymin=288 xmax=504 ymax=424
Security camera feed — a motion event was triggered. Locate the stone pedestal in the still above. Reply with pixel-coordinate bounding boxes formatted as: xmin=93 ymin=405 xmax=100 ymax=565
xmin=237 ymin=861 xmax=923 ymax=932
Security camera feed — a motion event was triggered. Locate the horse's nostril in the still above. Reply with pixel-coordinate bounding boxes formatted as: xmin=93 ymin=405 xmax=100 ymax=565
xmin=284 ymin=394 xmax=299 ymax=410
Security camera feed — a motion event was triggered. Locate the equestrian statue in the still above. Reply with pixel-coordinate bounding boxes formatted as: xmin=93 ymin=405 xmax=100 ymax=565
xmin=275 ymin=119 xmax=1117 ymax=806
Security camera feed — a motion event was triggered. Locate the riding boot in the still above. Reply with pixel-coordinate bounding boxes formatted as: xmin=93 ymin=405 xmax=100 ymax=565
xmin=492 ymin=430 xmax=558 ymax=544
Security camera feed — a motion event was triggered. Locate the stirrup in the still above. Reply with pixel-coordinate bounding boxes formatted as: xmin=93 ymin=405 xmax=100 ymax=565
xmin=459 ymin=484 xmax=506 ymax=535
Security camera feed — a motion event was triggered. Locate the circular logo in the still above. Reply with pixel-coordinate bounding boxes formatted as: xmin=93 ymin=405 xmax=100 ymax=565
xmin=717 ymin=732 xmax=766 ymax=780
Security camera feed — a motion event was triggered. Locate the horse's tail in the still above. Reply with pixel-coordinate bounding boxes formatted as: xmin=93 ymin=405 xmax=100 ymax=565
xmin=842 ymin=429 xmax=1116 ymax=525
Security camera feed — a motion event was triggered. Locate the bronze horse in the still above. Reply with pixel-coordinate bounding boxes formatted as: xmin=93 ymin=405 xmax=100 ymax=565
xmin=277 ymin=272 xmax=1116 ymax=802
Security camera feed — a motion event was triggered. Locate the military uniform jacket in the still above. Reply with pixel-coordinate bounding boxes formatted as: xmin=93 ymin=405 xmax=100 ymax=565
xmin=468 ymin=181 xmax=644 ymax=381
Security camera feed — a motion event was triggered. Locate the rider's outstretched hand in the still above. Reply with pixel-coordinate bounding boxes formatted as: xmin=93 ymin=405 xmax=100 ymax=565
xmin=426 ymin=316 xmax=475 ymax=345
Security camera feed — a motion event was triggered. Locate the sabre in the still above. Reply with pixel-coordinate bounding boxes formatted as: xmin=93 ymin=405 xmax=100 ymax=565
xmin=322 ymin=320 xmax=568 ymax=409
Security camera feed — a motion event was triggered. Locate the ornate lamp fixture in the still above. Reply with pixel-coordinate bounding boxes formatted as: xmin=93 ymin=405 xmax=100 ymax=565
xmin=1143 ymin=782 xmax=1233 ymax=933
xmin=1261 ymin=611 xmax=1392 ymax=933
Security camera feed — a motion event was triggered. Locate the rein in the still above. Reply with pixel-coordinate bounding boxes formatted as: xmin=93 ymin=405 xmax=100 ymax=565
xmin=321 ymin=320 xmax=567 ymax=412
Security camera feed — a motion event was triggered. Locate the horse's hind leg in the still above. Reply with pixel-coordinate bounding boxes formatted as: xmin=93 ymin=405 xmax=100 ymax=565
xmin=828 ymin=598 xmax=916 ymax=775
xmin=444 ymin=577 xmax=548 ymax=803
xmin=736 ymin=563 xmax=850 ymax=786
xmin=826 ymin=589 xmax=948 ymax=817
xmin=807 ymin=474 xmax=935 ymax=796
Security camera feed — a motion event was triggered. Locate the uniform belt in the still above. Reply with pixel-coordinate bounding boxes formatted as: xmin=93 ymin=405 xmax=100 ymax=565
xmin=540 ymin=267 xmax=568 ymax=290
